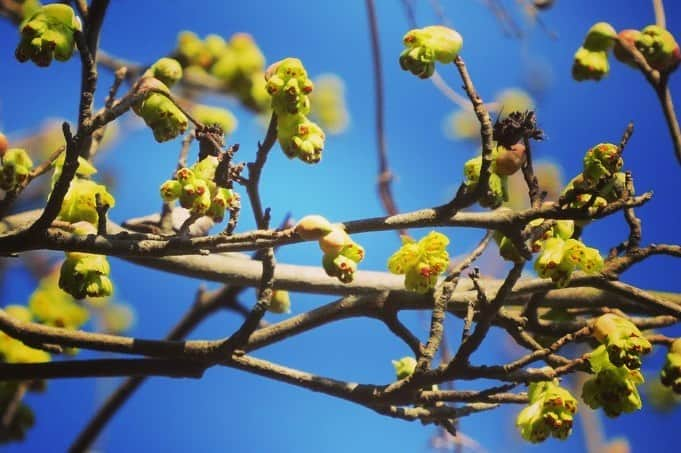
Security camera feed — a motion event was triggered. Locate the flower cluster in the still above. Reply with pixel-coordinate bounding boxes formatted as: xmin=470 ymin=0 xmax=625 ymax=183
xmin=572 ymin=22 xmax=617 ymax=81
xmin=0 ymin=147 xmax=33 ymax=192
xmin=661 ymin=339 xmax=681 ymax=394
xmin=516 ymin=380 xmax=578 ymax=443
xmin=160 ymin=156 xmax=240 ymax=223
xmin=399 ymin=25 xmax=463 ymax=79
xmin=582 ymin=344 xmax=644 ymax=417
xmin=59 ymin=251 xmax=113 ymax=300
xmin=265 ymin=58 xmax=326 ymax=163
xmin=582 ymin=142 xmax=623 ymax=187
xmin=175 ymin=31 xmax=269 ymax=112
xmin=387 ymin=231 xmax=449 ymax=293
xmin=15 ymin=4 xmax=81 ymax=67
xmin=532 ymin=219 xmax=604 ymax=288
xmin=295 ymin=215 xmax=365 ymax=283
xmin=575 ymin=22 xmax=680 ymax=82
xmin=592 ymin=314 xmax=652 ymax=370
xmin=561 ymin=143 xmax=625 ymax=225
xmin=57 ymin=178 xmax=114 ymax=224
xmin=132 ymin=64 xmax=188 ymax=143
xmin=52 ymin=155 xmax=114 ymax=225
xmin=615 ymin=25 xmax=681 ymax=73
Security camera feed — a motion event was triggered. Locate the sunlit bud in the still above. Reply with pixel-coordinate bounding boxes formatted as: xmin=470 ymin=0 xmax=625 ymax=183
xmin=268 ymin=290 xmax=291 ymax=314
xmin=392 ymin=356 xmax=417 ymax=379
xmin=295 ymin=215 xmax=334 ymax=240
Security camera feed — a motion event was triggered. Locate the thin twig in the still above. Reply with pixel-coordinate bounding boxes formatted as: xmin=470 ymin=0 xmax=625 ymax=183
xmin=652 ymin=0 xmax=666 ymax=29
xmin=246 ymin=113 xmax=277 ymax=230
xmin=366 ymin=0 xmax=406 ymax=236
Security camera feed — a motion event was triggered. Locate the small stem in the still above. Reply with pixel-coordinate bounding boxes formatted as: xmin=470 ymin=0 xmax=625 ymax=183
xmin=656 ymin=83 xmax=681 ymax=165
xmin=652 ymin=0 xmax=666 ymax=29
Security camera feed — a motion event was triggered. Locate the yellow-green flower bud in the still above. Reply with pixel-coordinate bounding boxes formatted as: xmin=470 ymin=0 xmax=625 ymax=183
xmin=534 ymin=237 xmax=565 ymax=278
xmin=295 ymin=215 xmax=334 ymax=240
xmin=388 ymin=231 xmax=449 ymax=293
xmin=0 ymin=148 xmax=33 ymax=191
xmin=322 ymin=253 xmax=357 ymax=283
xmin=59 ymin=252 xmax=113 ymax=299
xmin=516 ymin=380 xmax=578 ymax=443
xmin=399 ymin=25 xmax=463 ymax=79
xmin=583 ymin=143 xmax=622 ymax=185
xmin=387 ymin=236 xmax=422 ymax=274
xmin=15 ymin=4 xmax=81 ymax=66
xmin=160 ymin=179 xmax=182 ymax=202
xmin=187 ymin=179 xmax=211 ymax=215
xmin=572 ymin=47 xmax=610 ymax=81
xmin=227 ymin=33 xmax=265 ymax=76
xmin=148 ymin=57 xmax=183 ymax=88
xmin=210 ymin=46 xmax=238 ymax=82
xmin=265 ymin=58 xmax=314 ymax=115
xmin=57 ymin=179 xmax=115 ymax=225
xmin=176 ymin=31 xmax=212 ymax=68
xmin=207 ymin=187 xmax=238 ymax=222
xmin=204 ymin=34 xmax=227 ymax=59
xmin=583 ymin=22 xmax=617 ymax=52
xmin=191 ymin=155 xmax=219 ymax=181
xmin=268 ymin=290 xmax=291 ymax=314
xmin=392 ymin=356 xmax=417 ymax=379
xmin=583 ymin=345 xmax=644 ymax=417
xmin=636 ymin=25 xmax=681 ymax=72
xmin=592 ymin=314 xmax=651 ymax=369
xmin=318 ymin=225 xmax=352 ymax=256
xmin=135 ymin=89 xmax=188 ymax=143
xmin=51 ymin=154 xmax=97 ymax=188
xmin=175 ymin=167 xmax=195 ymax=185
xmin=463 ymin=155 xmax=482 ymax=184
xmin=276 ymin=114 xmax=325 ymax=163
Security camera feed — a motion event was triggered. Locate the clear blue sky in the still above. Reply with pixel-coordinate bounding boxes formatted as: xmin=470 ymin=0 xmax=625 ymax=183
xmin=1 ymin=1 xmax=680 ymax=452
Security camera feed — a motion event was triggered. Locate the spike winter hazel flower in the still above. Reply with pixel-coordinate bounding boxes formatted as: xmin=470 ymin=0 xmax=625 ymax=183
xmin=399 ymin=26 xmax=463 ymax=79
xmin=15 ymin=4 xmax=82 ymax=67
xmin=516 ymin=380 xmax=578 ymax=443
xmin=592 ymin=314 xmax=652 ymax=370
xmin=388 ymin=231 xmax=449 ymax=293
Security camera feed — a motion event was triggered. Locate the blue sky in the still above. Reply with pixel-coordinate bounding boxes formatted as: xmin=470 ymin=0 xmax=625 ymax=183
xmin=1 ymin=1 xmax=680 ymax=452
